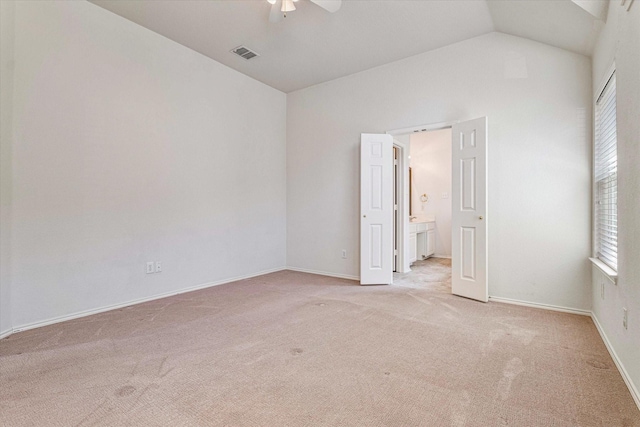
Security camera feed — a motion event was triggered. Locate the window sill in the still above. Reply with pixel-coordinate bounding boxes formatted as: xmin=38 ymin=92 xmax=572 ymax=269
xmin=589 ymin=257 xmax=618 ymax=284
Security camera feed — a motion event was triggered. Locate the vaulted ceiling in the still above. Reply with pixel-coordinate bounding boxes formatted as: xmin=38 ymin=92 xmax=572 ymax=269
xmin=90 ymin=0 xmax=607 ymax=93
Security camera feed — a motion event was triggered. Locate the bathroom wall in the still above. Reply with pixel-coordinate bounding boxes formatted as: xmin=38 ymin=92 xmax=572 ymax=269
xmin=409 ymin=129 xmax=452 ymax=258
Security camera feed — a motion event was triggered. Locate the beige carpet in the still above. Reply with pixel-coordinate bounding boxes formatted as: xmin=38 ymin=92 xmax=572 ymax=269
xmin=1 ymin=259 xmax=638 ymax=426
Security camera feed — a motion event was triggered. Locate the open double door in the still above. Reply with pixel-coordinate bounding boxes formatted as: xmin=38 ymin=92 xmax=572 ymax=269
xmin=360 ymin=117 xmax=488 ymax=302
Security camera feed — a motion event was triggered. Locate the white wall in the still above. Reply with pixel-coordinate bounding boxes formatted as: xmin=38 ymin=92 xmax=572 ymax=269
xmin=287 ymin=32 xmax=593 ymax=310
xmin=9 ymin=1 xmax=287 ymax=329
xmin=410 ymin=129 xmax=452 ymax=257
xmin=0 ymin=0 xmax=15 ymax=336
xmin=591 ymin=1 xmax=640 ymax=404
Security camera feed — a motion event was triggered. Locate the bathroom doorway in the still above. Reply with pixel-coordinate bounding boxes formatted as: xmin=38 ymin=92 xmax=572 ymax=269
xmin=393 ymin=128 xmax=453 ymax=290
xmin=362 ymin=117 xmax=488 ymax=301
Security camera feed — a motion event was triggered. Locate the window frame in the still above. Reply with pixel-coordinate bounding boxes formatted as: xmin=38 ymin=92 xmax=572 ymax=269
xmin=590 ymin=63 xmax=618 ymax=282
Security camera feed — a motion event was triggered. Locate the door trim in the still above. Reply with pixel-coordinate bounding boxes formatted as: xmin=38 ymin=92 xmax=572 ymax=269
xmin=387 ymin=121 xmax=459 ymax=136
xmin=391 ymin=138 xmax=410 ymax=273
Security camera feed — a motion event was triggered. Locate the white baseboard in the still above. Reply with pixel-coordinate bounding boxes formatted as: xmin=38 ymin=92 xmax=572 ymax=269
xmin=0 ymin=328 xmax=12 ymax=340
xmin=488 ymin=296 xmax=591 ymax=316
xmin=6 ymin=266 xmax=287 ymax=337
xmin=286 ymin=266 xmax=359 ymax=282
xmin=591 ymin=312 xmax=640 ymax=411
xmin=432 ymin=255 xmax=452 ymax=259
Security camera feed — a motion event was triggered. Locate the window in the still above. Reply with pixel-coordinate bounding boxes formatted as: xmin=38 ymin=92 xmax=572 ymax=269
xmin=594 ymin=69 xmax=617 ymax=271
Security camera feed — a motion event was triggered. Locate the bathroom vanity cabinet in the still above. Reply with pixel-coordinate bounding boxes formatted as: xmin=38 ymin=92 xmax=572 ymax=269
xmin=409 ymin=220 xmax=435 ymax=264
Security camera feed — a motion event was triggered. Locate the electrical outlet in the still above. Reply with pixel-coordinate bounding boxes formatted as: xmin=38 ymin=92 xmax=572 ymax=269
xmin=146 ymin=262 xmax=155 ymax=274
xmin=341 ymin=249 xmax=347 ymax=259
xmin=155 ymin=261 xmax=162 ymax=273
xmin=623 ymin=308 xmax=628 ymax=330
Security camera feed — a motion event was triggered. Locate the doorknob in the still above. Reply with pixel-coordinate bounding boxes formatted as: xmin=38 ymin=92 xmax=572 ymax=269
xmin=479 ymin=216 xmax=483 ymax=220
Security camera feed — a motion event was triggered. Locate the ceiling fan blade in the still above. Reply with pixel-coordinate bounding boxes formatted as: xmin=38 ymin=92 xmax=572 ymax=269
xmin=269 ymin=0 xmax=283 ymax=23
xmin=309 ymin=0 xmax=341 ymax=13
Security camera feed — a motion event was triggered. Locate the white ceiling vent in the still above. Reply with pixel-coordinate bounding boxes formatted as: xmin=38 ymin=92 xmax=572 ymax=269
xmin=231 ymin=46 xmax=259 ymax=60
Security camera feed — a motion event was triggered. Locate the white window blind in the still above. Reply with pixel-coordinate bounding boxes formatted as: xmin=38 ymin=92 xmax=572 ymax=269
xmin=594 ymin=71 xmax=617 ymax=270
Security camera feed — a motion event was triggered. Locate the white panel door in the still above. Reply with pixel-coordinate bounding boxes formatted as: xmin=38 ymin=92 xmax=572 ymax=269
xmin=451 ymin=117 xmax=488 ymax=302
xmin=360 ymin=134 xmax=394 ymax=285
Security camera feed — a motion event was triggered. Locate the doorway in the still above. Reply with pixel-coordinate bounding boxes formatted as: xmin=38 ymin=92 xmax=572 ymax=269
xmin=394 ymin=128 xmax=452 ymax=290
xmin=360 ymin=117 xmax=488 ymax=301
